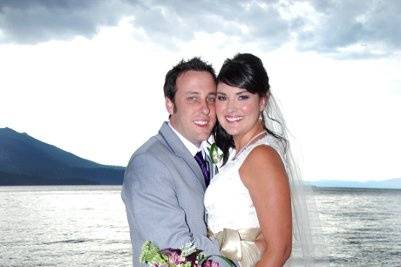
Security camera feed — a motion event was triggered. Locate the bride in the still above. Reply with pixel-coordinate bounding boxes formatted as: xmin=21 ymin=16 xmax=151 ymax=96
xmin=204 ymin=53 xmax=315 ymax=266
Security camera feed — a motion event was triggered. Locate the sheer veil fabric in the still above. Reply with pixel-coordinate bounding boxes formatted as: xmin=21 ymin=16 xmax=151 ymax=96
xmin=263 ymin=94 xmax=321 ymax=266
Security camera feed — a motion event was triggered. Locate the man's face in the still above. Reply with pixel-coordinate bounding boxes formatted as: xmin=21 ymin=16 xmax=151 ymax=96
xmin=166 ymin=70 xmax=217 ymax=147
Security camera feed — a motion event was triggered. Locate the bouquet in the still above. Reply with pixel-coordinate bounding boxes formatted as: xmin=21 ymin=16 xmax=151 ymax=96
xmin=140 ymin=241 xmax=233 ymax=267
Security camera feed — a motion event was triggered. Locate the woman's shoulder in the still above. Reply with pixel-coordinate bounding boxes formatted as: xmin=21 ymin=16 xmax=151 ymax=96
xmin=244 ymin=144 xmax=283 ymax=169
xmin=239 ymin=142 xmax=287 ymax=187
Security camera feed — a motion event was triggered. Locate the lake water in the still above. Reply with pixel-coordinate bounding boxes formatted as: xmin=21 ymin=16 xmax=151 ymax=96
xmin=0 ymin=186 xmax=400 ymax=266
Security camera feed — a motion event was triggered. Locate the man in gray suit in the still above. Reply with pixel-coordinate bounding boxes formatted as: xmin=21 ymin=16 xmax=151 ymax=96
xmin=122 ymin=58 xmax=220 ymax=266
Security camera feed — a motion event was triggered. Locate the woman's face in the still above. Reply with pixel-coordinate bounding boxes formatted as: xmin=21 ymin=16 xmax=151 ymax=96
xmin=216 ymin=82 xmax=266 ymax=139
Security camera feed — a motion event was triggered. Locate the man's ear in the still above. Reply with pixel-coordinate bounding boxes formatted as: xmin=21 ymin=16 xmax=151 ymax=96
xmin=165 ymin=97 xmax=175 ymax=115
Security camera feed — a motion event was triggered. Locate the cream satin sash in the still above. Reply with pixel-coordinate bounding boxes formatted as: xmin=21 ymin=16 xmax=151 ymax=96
xmin=209 ymin=228 xmax=261 ymax=267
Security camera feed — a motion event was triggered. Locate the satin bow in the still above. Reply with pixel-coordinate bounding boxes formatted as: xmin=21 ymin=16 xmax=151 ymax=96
xmin=210 ymin=228 xmax=261 ymax=266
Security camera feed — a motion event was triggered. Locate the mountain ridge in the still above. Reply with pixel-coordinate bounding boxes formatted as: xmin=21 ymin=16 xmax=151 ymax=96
xmin=309 ymin=178 xmax=401 ymax=189
xmin=0 ymin=127 xmax=124 ymax=185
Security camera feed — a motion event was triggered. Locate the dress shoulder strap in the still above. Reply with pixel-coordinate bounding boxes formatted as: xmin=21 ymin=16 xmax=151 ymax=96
xmin=235 ymin=134 xmax=285 ymax=166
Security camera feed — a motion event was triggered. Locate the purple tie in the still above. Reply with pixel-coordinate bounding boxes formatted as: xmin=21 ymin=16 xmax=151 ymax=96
xmin=194 ymin=151 xmax=210 ymax=187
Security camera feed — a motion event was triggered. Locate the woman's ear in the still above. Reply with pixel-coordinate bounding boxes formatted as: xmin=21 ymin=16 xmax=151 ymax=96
xmin=259 ymin=95 xmax=267 ymax=112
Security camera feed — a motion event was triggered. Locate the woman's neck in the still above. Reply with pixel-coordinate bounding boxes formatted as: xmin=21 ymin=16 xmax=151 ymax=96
xmin=233 ymin=124 xmax=265 ymax=152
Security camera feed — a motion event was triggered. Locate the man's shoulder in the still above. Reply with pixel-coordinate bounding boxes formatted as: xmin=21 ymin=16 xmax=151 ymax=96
xmin=135 ymin=135 xmax=162 ymax=153
xmin=123 ymin=132 xmax=183 ymax=188
xmin=123 ymin=135 xmax=169 ymax=179
xmin=130 ymin=134 xmax=169 ymax=161
xmin=129 ymin=122 xmax=176 ymax=158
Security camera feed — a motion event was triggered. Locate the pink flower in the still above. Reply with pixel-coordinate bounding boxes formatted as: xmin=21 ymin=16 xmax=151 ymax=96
xmin=162 ymin=249 xmax=186 ymax=264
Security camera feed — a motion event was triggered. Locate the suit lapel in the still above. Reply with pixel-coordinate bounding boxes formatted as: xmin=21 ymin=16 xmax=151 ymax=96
xmin=158 ymin=122 xmax=206 ymax=189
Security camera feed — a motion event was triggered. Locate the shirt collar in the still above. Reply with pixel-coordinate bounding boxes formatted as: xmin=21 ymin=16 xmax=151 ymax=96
xmin=168 ymin=122 xmax=202 ymax=157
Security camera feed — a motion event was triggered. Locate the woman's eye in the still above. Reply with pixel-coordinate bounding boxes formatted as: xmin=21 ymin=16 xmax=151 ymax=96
xmin=238 ymin=95 xmax=249 ymax=100
xmin=217 ymin=95 xmax=226 ymax=101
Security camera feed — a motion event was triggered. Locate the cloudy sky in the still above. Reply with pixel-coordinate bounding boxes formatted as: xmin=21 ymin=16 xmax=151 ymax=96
xmin=1 ymin=0 xmax=400 ymax=181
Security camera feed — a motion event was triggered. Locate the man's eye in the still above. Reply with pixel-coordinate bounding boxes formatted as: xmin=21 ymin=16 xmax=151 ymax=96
xmin=217 ymin=95 xmax=226 ymax=101
xmin=207 ymin=96 xmax=216 ymax=103
xmin=187 ymin=96 xmax=198 ymax=102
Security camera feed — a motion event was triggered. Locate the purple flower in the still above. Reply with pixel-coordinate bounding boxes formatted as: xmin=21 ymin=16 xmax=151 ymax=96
xmin=202 ymin=259 xmax=219 ymax=267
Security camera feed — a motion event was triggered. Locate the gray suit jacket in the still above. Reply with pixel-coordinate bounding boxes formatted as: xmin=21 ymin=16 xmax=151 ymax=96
xmin=122 ymin=122 xmax=220 ymax=266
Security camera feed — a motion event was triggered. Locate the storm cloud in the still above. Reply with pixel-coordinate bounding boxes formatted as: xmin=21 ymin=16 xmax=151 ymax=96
xmin=0 ymin=0 xmax=399 ymax=58
xmin=0 ymin=0 xmax=134 ymax=43
xmin=298 ymin=0 xmax=401 ymax=57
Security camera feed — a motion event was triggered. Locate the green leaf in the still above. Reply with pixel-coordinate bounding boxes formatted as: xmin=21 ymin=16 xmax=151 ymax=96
xmin=139 ymin=241 xmax=168 ymax=265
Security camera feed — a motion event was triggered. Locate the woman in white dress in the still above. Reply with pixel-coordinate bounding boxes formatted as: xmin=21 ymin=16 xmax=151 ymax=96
xmin=204 ymin=53 xmax=315 ymax=267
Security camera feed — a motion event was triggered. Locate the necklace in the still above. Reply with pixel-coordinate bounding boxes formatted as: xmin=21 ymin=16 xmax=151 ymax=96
xmin=232 ymin=130 xmax=267 ymax=160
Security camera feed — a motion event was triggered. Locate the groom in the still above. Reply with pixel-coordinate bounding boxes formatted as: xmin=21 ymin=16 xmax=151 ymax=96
xmin=121 ymin=57 xmax=220 ymax=266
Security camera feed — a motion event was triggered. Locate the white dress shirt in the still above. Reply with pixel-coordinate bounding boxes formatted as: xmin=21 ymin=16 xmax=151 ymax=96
xmin=167 ymin=122 xmax=206 ymax=158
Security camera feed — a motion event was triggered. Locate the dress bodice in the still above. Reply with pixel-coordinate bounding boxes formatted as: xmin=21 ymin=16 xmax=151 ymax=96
xmin=204 ymin=134 xmax=284 ymax=234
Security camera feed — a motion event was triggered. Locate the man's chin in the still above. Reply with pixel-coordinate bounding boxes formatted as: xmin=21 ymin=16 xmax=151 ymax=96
xmin=196 ymin=132 xmax=212 ymax=142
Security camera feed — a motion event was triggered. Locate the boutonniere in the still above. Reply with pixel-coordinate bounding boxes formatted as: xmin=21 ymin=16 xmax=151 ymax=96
xmin=207 ymin=142 xmax=223 ymax=167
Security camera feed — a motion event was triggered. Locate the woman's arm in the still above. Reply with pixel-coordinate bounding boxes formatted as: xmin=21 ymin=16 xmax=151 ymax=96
xmin=240 ymin=145 xmax=292 ymax=267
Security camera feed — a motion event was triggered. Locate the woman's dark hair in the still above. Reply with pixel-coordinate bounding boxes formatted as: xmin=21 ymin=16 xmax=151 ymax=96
xmin=214 ymin=53 xmax=287 ymax=165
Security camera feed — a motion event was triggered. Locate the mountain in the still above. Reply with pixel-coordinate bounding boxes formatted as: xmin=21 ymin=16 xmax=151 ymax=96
xmin=309 ymin=178 xmax=401 ymax=189
xmin=0 ymin=128 xmax=124 ymax=185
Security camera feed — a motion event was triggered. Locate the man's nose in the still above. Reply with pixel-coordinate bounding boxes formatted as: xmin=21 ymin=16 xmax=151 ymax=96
xmin=200 ymin=99 xmax=210 ymax=115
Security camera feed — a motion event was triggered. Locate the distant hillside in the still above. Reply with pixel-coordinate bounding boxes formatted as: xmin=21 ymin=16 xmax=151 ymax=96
xmin=0 ymin=128 xmax=124 ymax=185
xmin=309 ymin=178 xmax=401 ymax=189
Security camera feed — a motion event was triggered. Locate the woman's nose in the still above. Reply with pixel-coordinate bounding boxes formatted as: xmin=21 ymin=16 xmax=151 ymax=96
xmin=226 ymin=98 xmax=236 ymax=112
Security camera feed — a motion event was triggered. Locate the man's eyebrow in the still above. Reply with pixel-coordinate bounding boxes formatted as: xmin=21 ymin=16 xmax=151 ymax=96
xmin=185 ymin=91 xmax=200 ymax=95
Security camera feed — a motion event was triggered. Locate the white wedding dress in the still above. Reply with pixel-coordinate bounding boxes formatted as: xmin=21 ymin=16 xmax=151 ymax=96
xmin=204 ymin=133 xmax=284 ymax=267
